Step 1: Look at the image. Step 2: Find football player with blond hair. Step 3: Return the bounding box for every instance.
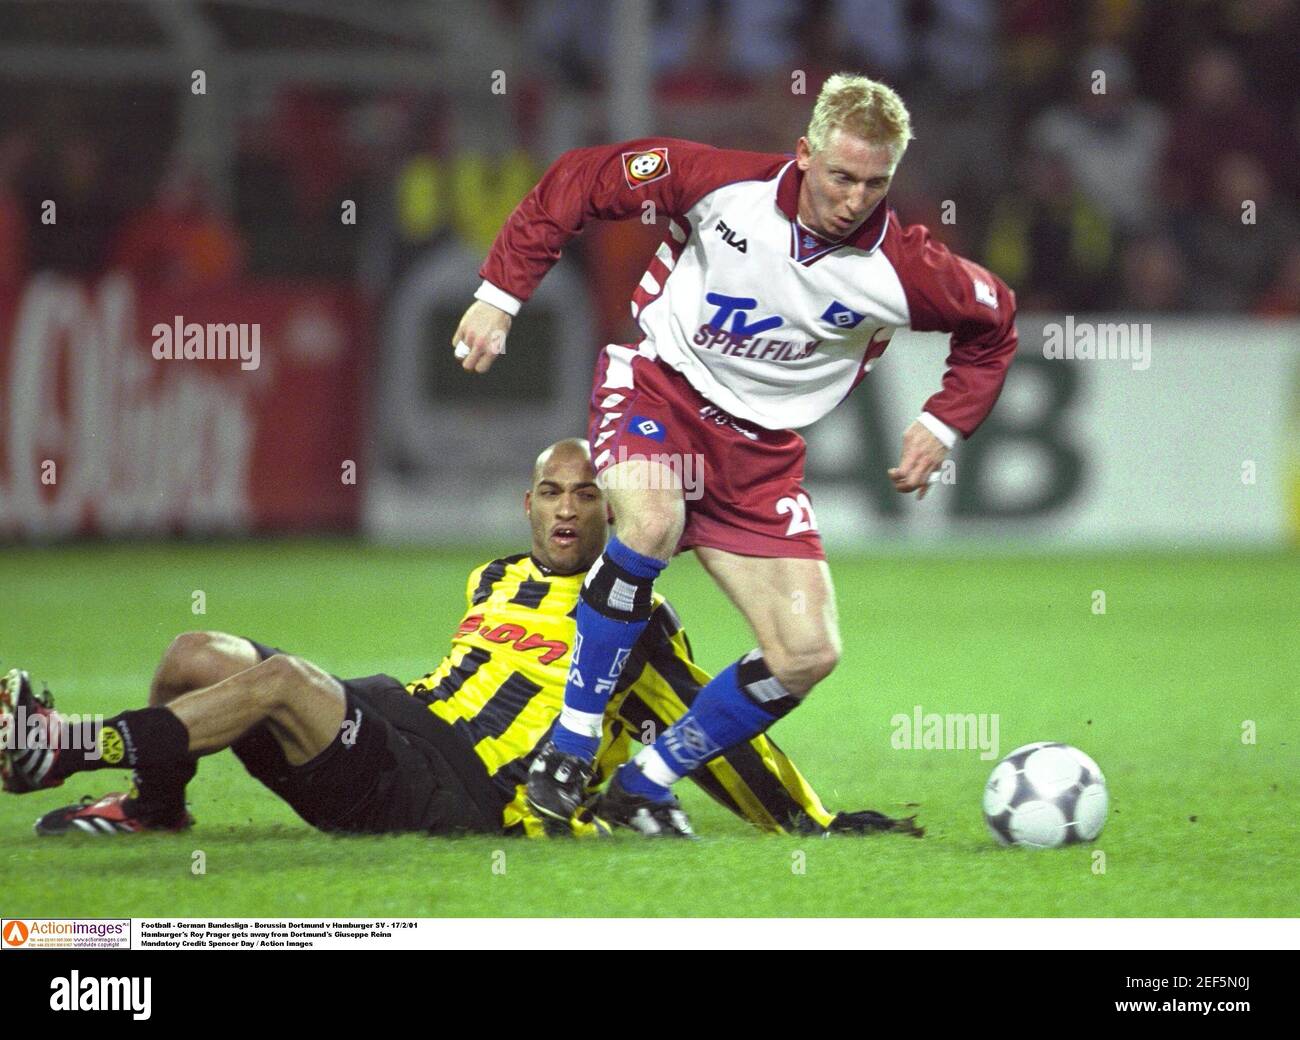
[453,73,1017,835]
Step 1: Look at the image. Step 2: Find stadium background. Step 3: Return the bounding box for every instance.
[1,0,1296,918]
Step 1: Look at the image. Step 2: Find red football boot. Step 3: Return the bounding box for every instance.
[34,792,194,836]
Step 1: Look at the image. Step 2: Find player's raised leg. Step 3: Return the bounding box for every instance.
[526,456,683,828]
[605,549,840,811]
[164,653,346,763]
[122,631,265,824]
[3,645,349,834]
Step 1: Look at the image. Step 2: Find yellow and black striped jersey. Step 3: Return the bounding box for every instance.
[404,552,835,837]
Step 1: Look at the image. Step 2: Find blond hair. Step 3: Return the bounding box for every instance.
[806,73,914,163]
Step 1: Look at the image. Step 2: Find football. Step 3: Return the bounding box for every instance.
[982,742,1109,848]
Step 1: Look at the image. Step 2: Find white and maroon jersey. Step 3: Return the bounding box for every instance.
[475,137,1017,439]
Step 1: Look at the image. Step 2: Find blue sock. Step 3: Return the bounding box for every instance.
[620,650,799,801]
[552,537,666,760]
[616,758,676,802]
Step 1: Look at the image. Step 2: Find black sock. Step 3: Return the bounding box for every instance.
[124,759,197,823]
[51,707,191,780]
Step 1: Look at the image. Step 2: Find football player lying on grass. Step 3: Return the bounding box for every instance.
[1,438,921,840]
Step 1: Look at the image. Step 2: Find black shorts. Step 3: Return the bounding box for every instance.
[233,640,505,836]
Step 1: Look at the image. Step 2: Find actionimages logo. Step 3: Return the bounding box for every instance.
[50,971,151,1020]
[2,919,131,950]
[3,920,29,947]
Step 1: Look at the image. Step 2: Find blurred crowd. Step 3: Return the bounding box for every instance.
[0,0,1297,320]
[0,86,373,289]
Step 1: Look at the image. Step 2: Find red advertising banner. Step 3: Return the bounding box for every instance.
[0,272,367,537]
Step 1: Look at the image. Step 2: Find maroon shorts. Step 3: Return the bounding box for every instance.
[587,345,825,560]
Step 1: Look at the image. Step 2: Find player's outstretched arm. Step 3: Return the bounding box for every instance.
[456,137,781,373]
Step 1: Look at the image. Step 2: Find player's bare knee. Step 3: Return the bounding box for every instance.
[605,471,684,556]
[765,641,840,696]
[160,630,215,673]
[615,498,684,558]
[153,631,252,704]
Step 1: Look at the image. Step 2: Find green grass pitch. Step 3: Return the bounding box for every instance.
[2,542,1296,917]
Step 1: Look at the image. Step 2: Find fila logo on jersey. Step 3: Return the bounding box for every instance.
[622,148,670,189]
[629,416,666,441]
[821,300,866,329]
[715,219,748,252]
[973,278,998,309]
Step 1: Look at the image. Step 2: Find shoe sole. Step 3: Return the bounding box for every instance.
[35,810,133,836]
[34,802,195,837]
[593,796,698,839]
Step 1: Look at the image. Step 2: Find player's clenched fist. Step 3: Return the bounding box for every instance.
[452,300,512,374]
[888,420,948,501]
